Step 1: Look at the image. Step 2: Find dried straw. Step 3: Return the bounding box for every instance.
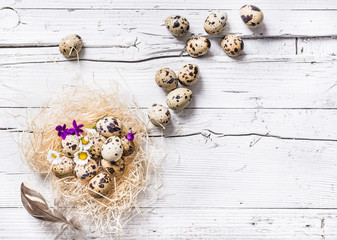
[21,85,157,236]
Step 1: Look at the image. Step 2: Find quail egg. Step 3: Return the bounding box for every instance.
[121,138,135,156]
[204,11,227,35]
[74,160,98,182]
[101,158,126,177]
[97,117,123,137]
[155,68,178,91]
[61,134,80,157]
[148,104,171,127]
[52,156,75,178]
[88,172,112,198]
[166,88,192,111]
[221,34,244,57]
[178,64,199,86]
[165,15,190,37]
[186,37,211,57]
[88,135,106,159]
[240,5,264,28]
[101,136,123,162]
[59,34,83,57]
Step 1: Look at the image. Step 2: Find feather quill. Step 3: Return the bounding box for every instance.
[20,182,81,230]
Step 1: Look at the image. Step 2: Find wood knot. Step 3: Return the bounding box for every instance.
[0,7,20,29]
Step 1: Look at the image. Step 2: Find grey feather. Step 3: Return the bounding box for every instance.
[20,182,81,230]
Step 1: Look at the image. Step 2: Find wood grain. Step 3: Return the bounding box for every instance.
[2,131,337,208]
[1,0,337,238]
[298,37,337,55]
[0,9,336,48]
[0,39,296,63]
[3,108,337,140]
[0,56,336,108]
[2,208,337,239]
[5,0,337,10]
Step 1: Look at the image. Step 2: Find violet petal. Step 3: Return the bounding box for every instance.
[67,128,75,134]
[72,120,78,128]
[61,132,68,140]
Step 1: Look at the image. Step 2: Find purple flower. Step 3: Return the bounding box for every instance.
[125,128,136,141]
[68,120,84,137]
[55,124,68,140]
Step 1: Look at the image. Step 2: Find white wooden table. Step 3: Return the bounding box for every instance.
[1,0,337,239]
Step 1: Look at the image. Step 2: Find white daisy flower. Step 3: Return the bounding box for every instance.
[74,150,91,165]
[47,150,62,165]
[79,136,93,150]
[86,128,99,138]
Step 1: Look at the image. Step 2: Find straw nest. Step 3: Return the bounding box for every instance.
[21,86,156,235]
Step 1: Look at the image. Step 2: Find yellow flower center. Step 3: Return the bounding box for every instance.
[78,152,88,160]
[52,153,57,159]
[81,137,89,145]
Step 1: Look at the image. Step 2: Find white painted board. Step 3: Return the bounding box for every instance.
[1,0,337,239]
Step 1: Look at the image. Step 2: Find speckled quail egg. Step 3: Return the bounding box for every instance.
[204,11,227,35]
[97,117,123,138]
[186,37,211,57]
[240,5,264,28]
[52,156,75,178]
[121,138,135,156]
[101,158,126,177]
[101,136,123,162]
[166,88,192,111]
[178,64,199,86]
[74,160,98,182]
[221,34,244,57]
[165,15,190,37]
[88,135,106,159]
[59,34,83,57]
[61,134,80,157]
[148,104,171,127]
[88,172,112,198]
[155,68,178,91]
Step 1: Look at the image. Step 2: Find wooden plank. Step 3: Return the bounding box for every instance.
[5,0,337,10]
[0,9,336,48]
[0,56,336,108]
[297,37,337,55]
[2,208,337,239]
[2,130,337,208]
[1,0,336,239]
[3,108,337,140]
[1,37,334,65]
[0,38,296,64]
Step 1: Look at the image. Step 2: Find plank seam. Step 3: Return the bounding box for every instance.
[0,56,336,67]
[3,128,337,142]
[3,206,337,210]
[9,8,337,11]
[151,130,337,142]
[0,37,335,49]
